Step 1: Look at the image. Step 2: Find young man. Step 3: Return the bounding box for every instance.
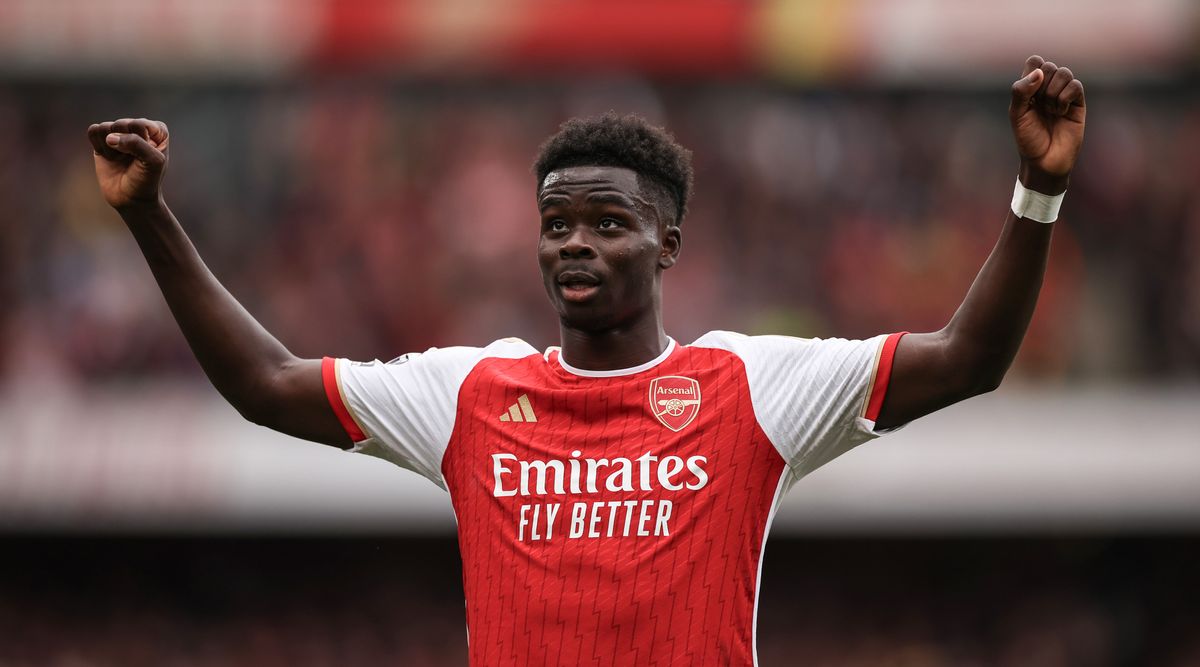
[88,56,1084,666]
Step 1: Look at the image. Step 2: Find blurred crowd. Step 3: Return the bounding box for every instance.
[1,81,1197,386]
[2,536,1198,667]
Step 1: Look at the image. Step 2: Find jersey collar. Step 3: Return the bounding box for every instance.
[549,338,677,378]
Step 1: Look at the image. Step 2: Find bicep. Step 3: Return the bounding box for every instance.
[875,330,979,430]
[254,357,354,448]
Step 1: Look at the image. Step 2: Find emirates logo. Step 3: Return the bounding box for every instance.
[648,376,701,432]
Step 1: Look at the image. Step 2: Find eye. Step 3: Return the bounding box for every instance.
[547,219,567,232]
[598,218,621,230]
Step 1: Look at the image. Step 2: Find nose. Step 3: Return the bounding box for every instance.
[559,229,596,259]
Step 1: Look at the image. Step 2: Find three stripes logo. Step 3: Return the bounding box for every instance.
[499,394,538,423]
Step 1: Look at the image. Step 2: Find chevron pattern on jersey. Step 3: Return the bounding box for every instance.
[444,346,788,667]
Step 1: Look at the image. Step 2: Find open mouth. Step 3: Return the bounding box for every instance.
[557,271,601,302]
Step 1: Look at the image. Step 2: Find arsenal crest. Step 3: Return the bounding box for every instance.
[648,376,701,432]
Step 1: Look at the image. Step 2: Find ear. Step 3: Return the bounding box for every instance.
[658,225,682,269]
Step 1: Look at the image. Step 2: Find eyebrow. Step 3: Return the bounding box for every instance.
[585,192,642,209]
[537,189,653,216]
[538,194,570,213]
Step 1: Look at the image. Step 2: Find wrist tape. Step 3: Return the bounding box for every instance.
[1010,178,1065,223]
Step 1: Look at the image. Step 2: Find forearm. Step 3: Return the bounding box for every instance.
[875,57,1084,429]
[876,202,1056,429]
[942,206,1055,390]
[119,198,297,418]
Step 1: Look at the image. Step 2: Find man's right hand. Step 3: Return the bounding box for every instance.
[87,118,169,211]
[84,116,349,448]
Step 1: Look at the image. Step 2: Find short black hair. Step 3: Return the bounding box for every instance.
[533,113,694,226]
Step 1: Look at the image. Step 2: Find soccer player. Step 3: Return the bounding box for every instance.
[88,55,1084,666]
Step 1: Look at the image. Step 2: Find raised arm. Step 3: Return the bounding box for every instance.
[87,118,351,447]
[875,56,1086,430]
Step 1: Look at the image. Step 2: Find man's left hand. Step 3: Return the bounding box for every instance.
[1009,55,1086,194]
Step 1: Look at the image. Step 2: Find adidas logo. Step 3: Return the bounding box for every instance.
[499,394,538,423]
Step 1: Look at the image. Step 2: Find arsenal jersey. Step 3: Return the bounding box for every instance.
[322,331,905,666]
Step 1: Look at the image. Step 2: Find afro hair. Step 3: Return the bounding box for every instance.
[533,113,694,226]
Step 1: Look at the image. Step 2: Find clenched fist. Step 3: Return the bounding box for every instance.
[1009,56,1086,194]
[87,118,170,210]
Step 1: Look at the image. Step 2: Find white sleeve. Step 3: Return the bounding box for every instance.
[691,330,906,479]
[322,339,537,490]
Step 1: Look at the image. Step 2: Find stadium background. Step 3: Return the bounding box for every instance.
[1,0,1198,664]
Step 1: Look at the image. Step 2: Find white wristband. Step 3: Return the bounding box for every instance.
[1010,178,1064,223]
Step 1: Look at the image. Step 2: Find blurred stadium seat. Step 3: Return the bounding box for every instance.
[1,1,1198,664]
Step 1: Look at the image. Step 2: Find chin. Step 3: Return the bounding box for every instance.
[556,302,620,333]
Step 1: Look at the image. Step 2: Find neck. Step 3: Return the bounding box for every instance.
[558,310,669,371]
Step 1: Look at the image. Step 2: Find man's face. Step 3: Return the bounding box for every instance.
[537,166,680,332]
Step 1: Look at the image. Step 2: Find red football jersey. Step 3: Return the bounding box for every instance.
[324,331,904,666]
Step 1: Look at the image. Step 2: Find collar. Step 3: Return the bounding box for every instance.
[547,337,677,378]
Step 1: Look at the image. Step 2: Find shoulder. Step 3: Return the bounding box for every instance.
[688,330,821,355]
[688,330,887,371]
[691,330,881,350]
[382,337,539,368]
[341,338,541,392]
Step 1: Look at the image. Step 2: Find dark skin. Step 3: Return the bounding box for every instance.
[537,166,680,370]
[88,55,1084,442]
